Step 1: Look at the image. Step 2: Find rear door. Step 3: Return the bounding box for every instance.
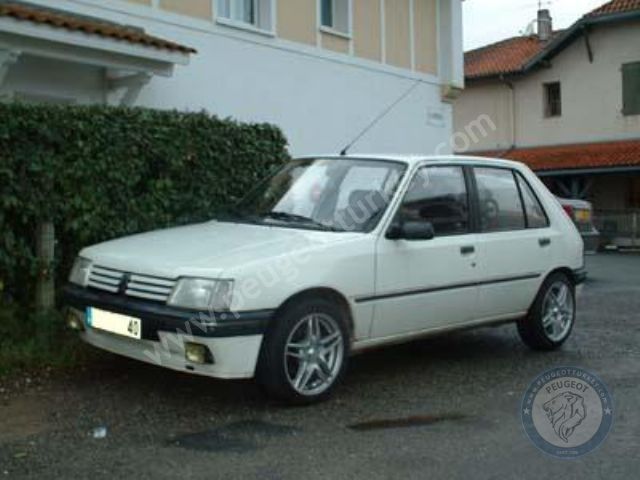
[472,167,554,320]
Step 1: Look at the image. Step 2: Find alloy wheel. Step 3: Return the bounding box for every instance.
[283,313,344,396]
[541,281,574,342]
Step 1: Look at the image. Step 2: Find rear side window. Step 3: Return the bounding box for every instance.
[516,173,549,229]
[474,168,526,232]
[396,166,470,237]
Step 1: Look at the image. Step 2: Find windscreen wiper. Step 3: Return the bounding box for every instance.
[263,211,342,231]
[216,206,261,223]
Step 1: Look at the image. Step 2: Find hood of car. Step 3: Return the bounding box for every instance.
[81,221,358,278]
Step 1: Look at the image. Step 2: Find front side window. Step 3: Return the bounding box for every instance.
[544,82,562,117]
[217,0,273,29]
[320,0,350,34]
[394,166,470,237]
[622,62,640,116]
[516,173,549,229]
[475,168,526,232]
[227,158,406,232]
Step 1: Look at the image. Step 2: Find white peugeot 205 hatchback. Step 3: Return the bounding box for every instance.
[65,155,585,404]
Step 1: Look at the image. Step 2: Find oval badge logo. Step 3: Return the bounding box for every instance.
[521,367,613,458]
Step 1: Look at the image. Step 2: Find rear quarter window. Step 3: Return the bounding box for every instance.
[516,173,550,229]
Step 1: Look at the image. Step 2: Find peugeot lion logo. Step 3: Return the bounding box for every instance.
[521,367,613,458]
[543,392,587,443]
[118,273,131,295]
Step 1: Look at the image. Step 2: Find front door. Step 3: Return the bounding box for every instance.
[370,165,480,339]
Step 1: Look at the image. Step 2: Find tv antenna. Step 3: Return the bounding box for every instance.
[340,79,421,156]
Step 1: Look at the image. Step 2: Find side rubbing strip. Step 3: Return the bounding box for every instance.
[355,273,541,304]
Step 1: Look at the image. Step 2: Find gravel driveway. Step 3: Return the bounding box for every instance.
[1,253,638,479]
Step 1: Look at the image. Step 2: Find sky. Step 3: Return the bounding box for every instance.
[463,0,608,51]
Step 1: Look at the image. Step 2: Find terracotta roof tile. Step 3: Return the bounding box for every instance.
[0,1,196,54]
[586,0,640,17]
[470,140,640,172]
[465,0,640,80]
[465,33,561,80]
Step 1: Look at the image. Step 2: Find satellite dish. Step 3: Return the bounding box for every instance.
[520,19,536,36]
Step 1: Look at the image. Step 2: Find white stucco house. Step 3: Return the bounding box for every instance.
[453,0,640,246]
[0,0,464,156]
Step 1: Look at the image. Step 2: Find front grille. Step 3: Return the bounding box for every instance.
[88,265,176,303]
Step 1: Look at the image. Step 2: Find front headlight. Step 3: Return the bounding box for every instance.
[69,257,92,287]
[168,278,234,311]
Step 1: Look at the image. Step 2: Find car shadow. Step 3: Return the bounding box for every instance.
[67,323,523,411]
[348,324,522,377]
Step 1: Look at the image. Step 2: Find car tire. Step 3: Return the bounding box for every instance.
[518,272,576,351]
[256,297,350,405]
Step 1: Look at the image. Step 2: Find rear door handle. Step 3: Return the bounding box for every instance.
[460,245,475,255]
[539,237,551,247]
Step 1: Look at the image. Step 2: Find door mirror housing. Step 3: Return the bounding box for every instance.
[386,221,435,241]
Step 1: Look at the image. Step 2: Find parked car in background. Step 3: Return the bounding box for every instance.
[557,197,600,253]
[64,155,585,404]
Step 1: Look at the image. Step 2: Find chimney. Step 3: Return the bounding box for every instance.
[537,9,553,41]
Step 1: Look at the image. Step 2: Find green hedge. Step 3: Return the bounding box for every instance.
[0,103,290,308]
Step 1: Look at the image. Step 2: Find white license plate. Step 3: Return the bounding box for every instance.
[86,307,142,340]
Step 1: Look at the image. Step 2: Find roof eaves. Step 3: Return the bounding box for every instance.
[466,71,524,82]
[0,1,197,54]
[521,10,640,73]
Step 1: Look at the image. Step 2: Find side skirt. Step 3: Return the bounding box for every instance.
[350,312,526,355]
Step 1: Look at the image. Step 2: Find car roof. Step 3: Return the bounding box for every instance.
[296,154,527,170]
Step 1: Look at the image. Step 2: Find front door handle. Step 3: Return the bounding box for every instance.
[539,238,551,247]
[460,245,475,255]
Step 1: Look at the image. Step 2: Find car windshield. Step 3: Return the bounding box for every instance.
[221,158,407,232]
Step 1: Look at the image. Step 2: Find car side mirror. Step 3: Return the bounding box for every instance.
[386,221,435,241]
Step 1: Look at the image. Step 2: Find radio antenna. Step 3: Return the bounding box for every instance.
[340,79,422,156]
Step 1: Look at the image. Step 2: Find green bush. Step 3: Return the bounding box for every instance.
[0,305,91,376]
[0,103,290,310]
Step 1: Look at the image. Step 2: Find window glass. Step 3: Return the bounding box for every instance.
[235,0,255,24]
[274,163,331,218]
[516,174,549,229]
[622,62,640,116]
[233,158,405,233]
[544,82,562,117]
[332,165,403,231]
[335,167,391,210]
[395,166,469,237]
[475,168,526,232]
[321,0,349,33]
[321,0,333,27]
[217,0,272,28]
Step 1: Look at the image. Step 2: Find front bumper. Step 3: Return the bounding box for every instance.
[63,284,274,379]
[63,284,273,339]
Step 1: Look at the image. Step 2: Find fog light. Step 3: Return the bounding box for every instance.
[66,308,85,332]
[185,342,213,365]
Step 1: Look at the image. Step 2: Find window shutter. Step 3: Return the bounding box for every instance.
[622,62,640,116]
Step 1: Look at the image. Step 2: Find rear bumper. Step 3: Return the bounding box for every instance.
[579,229,600,253]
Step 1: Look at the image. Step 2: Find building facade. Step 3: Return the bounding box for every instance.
[453,0,640,247]
[0,0,464,156]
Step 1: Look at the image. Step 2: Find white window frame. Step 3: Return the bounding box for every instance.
[319,0,352,38]
[216,0,275,34]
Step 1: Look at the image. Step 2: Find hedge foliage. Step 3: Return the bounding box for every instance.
[0,103,290,308]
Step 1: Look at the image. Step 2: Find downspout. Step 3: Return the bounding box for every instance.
[582,25,594,63]
[500,74,517,152]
